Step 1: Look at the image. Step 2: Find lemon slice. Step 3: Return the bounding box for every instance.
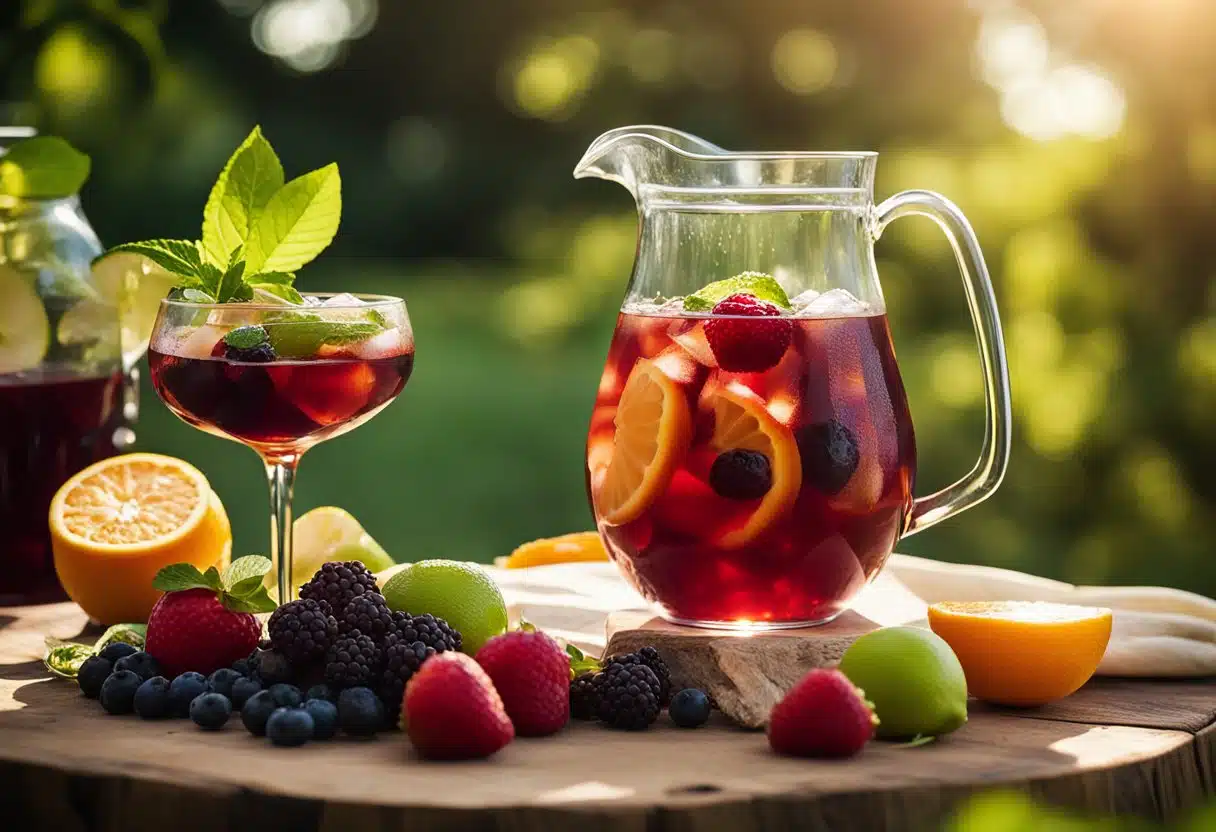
[594,358,692,525]
[79,251,177,367]
[503,531,608,568]
[0,262,50,373]
[286,506,394,593]
[702,382,802,548]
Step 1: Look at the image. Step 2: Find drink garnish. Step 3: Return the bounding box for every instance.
[223,325,270,351]
[0,135,90,203]
[102,126,342,306]
[265,319,383,358]
[682,271,791,312]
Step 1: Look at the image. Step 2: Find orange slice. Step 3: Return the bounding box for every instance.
[594,358,692,525]
[50,453,232,625]
[927,601,1113,706]
[502,531,609,568]
[702,382,802,548]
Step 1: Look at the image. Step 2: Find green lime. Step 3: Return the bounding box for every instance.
[0,263,50,373]
[838,626,969,740]
[682,271,791,312]
[381,560,508,655]
[88,250,177,367]
[331,535,395,574]
[278,507,393,595]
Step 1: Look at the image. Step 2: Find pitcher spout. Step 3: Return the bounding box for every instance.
[573,126,728,202]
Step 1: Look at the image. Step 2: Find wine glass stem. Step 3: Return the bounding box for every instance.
[263,456,299,603]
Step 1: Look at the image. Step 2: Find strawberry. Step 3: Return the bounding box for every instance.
[404,652,514,760]
[475,629,570,737]
[704,293,793,372]
[767,668,878,758]
[144,556,276,678]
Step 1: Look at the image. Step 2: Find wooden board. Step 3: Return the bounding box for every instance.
[1,602,1214,832]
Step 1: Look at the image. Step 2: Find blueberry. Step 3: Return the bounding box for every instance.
[241,690,277,736]
[168,672,208,717]
[77,656,113,699]
[190,692,232,730]
[230,658,252,676]
[337,686,384,737]
[709,449,773,500]
[113,651,161,682]
[97,642,138,663]
[305,683,336,703]
[266,707,313,747]
[207,668,242,698]
[669,688,711,728]
[304,699,338,740]
[230,676,263,709]
[99,670,141,714]
[134,676,171,719]
[795,420,860,495]
[268,683,303,708]
[253,649,294,686]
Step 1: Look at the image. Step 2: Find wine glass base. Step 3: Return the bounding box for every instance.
[659,609,846,632]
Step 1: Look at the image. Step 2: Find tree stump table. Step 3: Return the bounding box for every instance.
[1,602,1213,831]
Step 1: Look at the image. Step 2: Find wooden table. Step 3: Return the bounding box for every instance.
[1,602,1213,831]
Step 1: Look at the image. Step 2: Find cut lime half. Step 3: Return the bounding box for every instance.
[86,251,177,367]
[0,263,50,373]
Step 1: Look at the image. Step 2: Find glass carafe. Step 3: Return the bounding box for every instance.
[0,133,134,605]
[576,126,1011,629]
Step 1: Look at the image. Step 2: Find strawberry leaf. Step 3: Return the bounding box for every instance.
[517,616,537,633]
[222,585,277,614]
[152,563,213,593]
[223,555,273,596]
[201,566,224,592]
[566,643,601,677]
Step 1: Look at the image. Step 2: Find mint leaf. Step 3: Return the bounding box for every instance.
[93,623,147,653]
[222,555,272,594]
[246,163,341,274]
[215,259,246,303]
[201,566,224,592]
[44,642,94,678]
[223,325,268,350]
[106,240,204,284]
[683,272,791,312]
[223,585,277,614]
[152,562,212,592]
[202,127,284,266]
[247,271,294,285]
[0,136,90,199]
[250,282,304,305]
[196,262,225,299]
[266,320,381,358]
[566,643,601,677]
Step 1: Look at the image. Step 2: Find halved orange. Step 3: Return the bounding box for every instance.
[594,358,692,525]
[502,531,609,569]
[50,453,232,625]
[702,382,802,548]
[927,601,1113,706]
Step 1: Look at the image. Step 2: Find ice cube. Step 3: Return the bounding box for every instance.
[318,293,369,322]
[348,328,409,360]
[668,319,718,368]
[321,292,365,308]
[789,289,821,313]
[206,303,262,328]
[802,288,868,318]
[166,324,229,360]
[303,295,324,307]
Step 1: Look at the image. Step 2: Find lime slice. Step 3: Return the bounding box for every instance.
[88,251,177,367]
[0,263,50,373]
[265,319,382,358]
[382,560,509,655]
[683,272,791,312]
[284,506,392,593]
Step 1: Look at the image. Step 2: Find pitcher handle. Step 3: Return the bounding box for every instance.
[873,190,1012,536]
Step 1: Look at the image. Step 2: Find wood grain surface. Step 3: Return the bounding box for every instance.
[1,602,1213,832]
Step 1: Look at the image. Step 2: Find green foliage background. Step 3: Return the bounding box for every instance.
[4,0,1215,596]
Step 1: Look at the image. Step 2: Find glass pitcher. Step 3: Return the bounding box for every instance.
[0,128,138,605]
[576,126,1011,629]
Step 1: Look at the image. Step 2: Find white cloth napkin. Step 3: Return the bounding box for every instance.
[379,555,1216,677]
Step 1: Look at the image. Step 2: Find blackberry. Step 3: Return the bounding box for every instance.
[336,594,394,645]
[249,648,294,686]
[606,646,671,705]
[570,673,598,720]
[593,662,661,730]
[225,342,275,363]
[222,326,275,363]
[268,598,339,664]
[709,449,773,500]
[378,640,434,717]
[266,707,313,747]
[77,656,113,699]
[795,419,860,495]
[299,561,380,615]
[133,676,171,719]
[387,612,462,653]
[324,631,382,689]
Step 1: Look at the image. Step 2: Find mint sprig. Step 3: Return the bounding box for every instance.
[0,136,91,200]
[152,554,277,614]
[266,319,382,358]
[43,623,148,679]
[99,126,341,304]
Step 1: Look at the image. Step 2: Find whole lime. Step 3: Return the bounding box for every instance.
[837,626,968,739]
[381,560,509,655]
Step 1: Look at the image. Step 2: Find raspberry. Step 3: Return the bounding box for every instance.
[268,599,338,665]
[703,293,792,372]
[336,594,394,645]
[475,630,570,737]
[796,419,860,495]
[299,561,380,615]
[709,449,773,500]
[404,652,514,760]
[767,668,877,758]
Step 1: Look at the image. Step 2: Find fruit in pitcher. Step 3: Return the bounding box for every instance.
[796,420,861,495]
[767,668,877,758]
[49,453,232,625]
[381,560,508,655]
[701,382,802,548]
[928,601,1113,706]
[594,357,693,525]
[476,630,570,737]
[837,626,969,739]
[704,293,793,372]
[403,652,515,760]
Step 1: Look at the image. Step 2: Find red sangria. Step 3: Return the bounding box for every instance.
[588,288,916,627]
